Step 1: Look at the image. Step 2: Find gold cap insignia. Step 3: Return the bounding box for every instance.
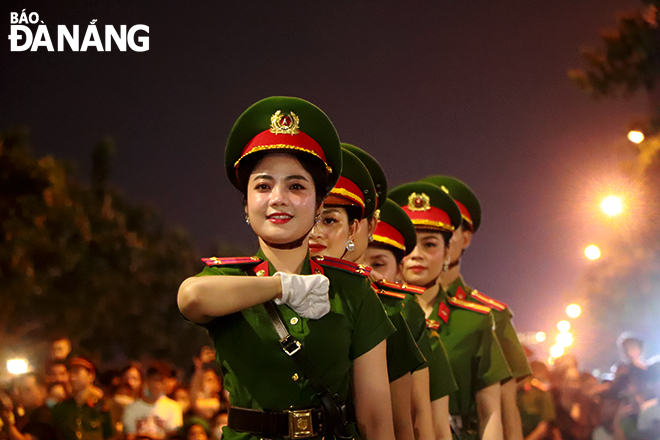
[408,192,430,211]
[270,110,300,135]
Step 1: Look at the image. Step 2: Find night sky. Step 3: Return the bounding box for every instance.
[1,1,650,365]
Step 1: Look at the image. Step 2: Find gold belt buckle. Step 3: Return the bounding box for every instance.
[288,409,315,439]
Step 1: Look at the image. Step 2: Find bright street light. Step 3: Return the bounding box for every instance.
[535,332,547,342]
[585,245,601,260]
[7,359,28,375]
[557,321,571,332]
[550,345,565,358]
[557,332,574,347]
[566,304,582,318]
[601,196,623,216]
[628,130,645,144]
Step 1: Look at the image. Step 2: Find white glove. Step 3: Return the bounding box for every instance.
[274,272,331,319]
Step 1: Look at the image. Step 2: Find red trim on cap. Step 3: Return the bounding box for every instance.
[235,129,331,173]
[401,205,454,232]
[454,200,473,228]
[329,176,366,211]
[373,221,406,251]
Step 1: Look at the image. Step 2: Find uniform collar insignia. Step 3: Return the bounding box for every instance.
[437,302,450,323]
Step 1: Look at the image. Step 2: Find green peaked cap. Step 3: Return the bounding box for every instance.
[341,143,388,211]
[225,96,342,194]
[326,148,377,220]
[388,181,462,232]
[420,175,481,232]
[373,199,417,256]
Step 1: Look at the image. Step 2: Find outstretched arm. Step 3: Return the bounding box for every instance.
[353,340,396,440]
[178,275,282,323]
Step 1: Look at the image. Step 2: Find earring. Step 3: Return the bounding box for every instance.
[315,214,322,224]
[345,239,355,252]
[443,261,449,272]
[368,234,374,243]
[245,214,250,225]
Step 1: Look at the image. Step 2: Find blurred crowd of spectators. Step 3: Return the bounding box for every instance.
[3,332,660,440]
[518,333,660,440]
[0,338,229,440]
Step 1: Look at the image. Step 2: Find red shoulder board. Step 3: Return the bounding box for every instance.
[311,255,371,277]
[202,256,262,266]
[373,280,426,295]
[426,319,440,330]
[372,283,406,299]
[471,290,507,311]
[447,296,491,314]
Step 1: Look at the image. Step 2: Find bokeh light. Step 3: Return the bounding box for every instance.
[566,304,582,318]
[628,130,644,144]
[550,345,565,358]
[7,359,28,375]
[601,196,623,216]
[557,332,574,347]
[535,331,547,342]
[585,245,601,260]
[557,320,571,332]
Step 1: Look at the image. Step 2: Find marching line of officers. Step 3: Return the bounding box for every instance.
[177,96,532,440]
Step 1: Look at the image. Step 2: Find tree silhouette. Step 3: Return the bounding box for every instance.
[0,129,210,368]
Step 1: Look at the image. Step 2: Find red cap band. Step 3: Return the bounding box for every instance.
[402,205,454,232]
[327,176,365,213]
[235,129,331,173]
[454,199,473,228]
[373,221,405,251]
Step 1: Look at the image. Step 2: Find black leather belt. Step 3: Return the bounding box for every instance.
[228,405,351,439]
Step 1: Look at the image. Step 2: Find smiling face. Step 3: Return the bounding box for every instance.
[245,154,319,245]
[401,230,449,288]
[309,206,358,258]
[359,245,400,282]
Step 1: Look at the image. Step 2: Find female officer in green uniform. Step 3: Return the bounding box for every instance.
[390,182,512,440]
[360,198,458,440]
[422,175,531,440]
[177,97,396,440]
[308,145,426,440]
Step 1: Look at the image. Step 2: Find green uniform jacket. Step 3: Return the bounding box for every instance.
[51,398,113,440]
[196,250,396,440]
[373,285,427,383]
[427,289,512,418]
[400,293,458,401]
[446,277,531,380]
